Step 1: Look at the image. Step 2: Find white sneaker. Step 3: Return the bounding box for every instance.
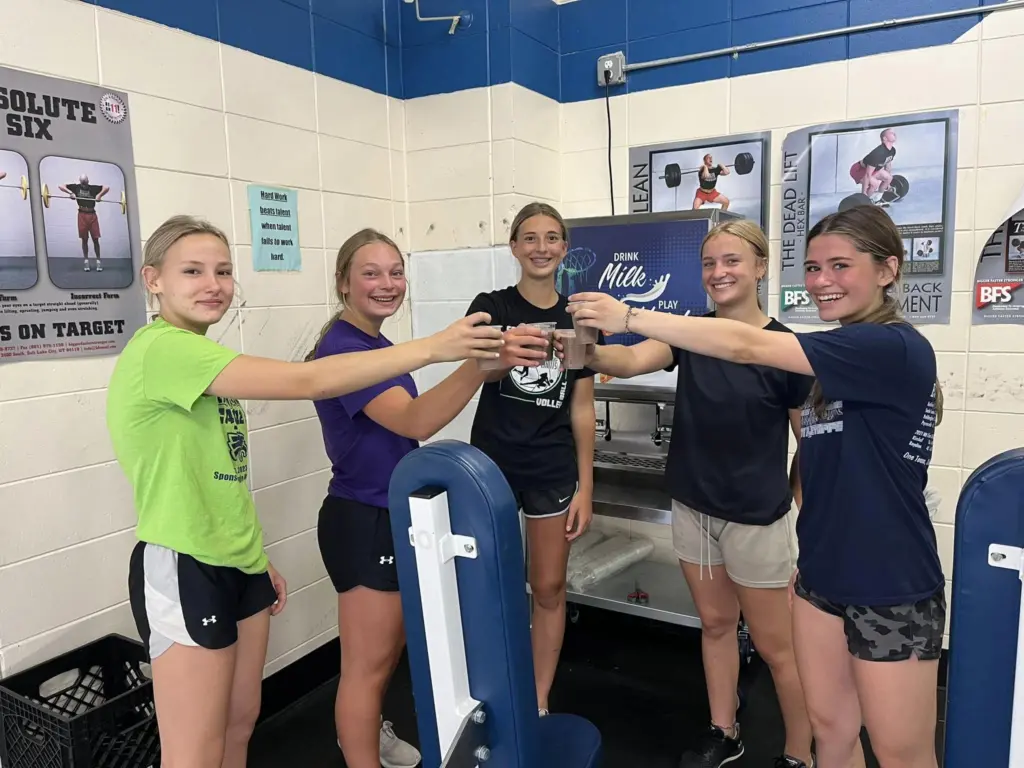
[380,720,421,768]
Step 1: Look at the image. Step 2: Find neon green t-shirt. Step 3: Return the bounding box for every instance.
[106,317,268,574]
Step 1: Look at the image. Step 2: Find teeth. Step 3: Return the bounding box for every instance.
[817,293,844,302]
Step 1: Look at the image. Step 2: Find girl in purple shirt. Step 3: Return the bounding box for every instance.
[307,229,545,768]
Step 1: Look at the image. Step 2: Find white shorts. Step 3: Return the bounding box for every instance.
[672,500,798,589]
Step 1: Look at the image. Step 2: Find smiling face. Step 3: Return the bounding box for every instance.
[511,213,568,281]
[804,232,899,324]
[143,233,234,334]
[340,241,407,322]
[701,232,765,310]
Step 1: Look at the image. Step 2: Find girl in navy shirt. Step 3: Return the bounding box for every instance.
[569,204,945,768]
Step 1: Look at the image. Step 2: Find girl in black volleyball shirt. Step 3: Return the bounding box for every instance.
[569,204,945,768]
[466,202,598,717]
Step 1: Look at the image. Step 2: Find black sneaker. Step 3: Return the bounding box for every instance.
[775,756,814,768]
[678,724,744,768]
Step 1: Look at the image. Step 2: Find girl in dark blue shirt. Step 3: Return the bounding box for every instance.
[568,204,945,768]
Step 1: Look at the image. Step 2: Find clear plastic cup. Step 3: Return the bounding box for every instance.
[476,325,505,371]
[568,302,598,344]
[524,321,556,361]
[559,329,588,370]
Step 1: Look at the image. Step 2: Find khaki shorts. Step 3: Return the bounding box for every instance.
[672,499,798,589]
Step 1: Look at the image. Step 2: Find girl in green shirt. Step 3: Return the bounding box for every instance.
[106,214,503,768]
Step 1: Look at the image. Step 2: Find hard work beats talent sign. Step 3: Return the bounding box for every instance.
[0,65,145,363]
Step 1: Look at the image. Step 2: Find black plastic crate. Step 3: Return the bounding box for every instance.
[0,634,160,768]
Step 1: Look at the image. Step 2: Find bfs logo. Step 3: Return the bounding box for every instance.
[782,286,812,311]
[975,281,1023,309]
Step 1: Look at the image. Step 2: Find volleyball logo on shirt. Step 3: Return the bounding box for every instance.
[509,358,562,396]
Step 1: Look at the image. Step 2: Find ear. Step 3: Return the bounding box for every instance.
[878,255,900,288]
[755,256,768,281]
[141,264,161,295]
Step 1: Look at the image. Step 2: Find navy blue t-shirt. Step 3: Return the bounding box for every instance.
[795,321,944,607]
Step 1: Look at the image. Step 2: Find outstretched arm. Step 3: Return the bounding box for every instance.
[206,313,502,402]
[568,293,814,376]
[362,361,485,442]
[587,339,673,379]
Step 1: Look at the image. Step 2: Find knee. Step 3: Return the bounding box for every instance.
[225,698,261,745]
[806,705,861,748]
[870,731,933,767]
[751,631,796,672]
[531,577,567,610]
[699,607,740,640]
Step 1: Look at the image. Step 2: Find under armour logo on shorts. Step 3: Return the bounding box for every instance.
[380,556,394,565]
[202,616,217,626]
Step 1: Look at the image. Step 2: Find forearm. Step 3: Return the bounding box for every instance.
[405,361,485,440]
[629,310,754,365]
[590,344,644,379]
[790,449,803,507]
[571,403,597,495]
[308,338,433,400]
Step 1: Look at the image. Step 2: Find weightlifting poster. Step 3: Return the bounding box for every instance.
[972,187,1024,325]
[0,65,144,363]
[778,109,959,326]
[561,213,714,392]
[628,131,771,310]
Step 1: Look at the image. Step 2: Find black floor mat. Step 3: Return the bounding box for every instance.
[248,605,945,766]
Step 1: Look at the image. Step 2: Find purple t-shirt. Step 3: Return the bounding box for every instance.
[313,319,419,509]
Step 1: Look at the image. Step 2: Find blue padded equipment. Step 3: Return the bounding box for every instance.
[945,447,1024,767]
[389,440,602,768]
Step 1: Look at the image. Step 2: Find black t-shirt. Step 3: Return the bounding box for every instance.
[466,286,600,490]
[698,165,723,191]
[665,314,814,526]
[66,183,103,212]
[795,322,944,606]
[861,144,895,170]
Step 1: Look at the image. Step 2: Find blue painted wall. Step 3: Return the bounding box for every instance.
[82,0,1000,103]
[560,0,1003,102]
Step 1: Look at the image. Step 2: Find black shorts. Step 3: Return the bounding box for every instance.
[318,495,399,594]
[512,481,579,519]
[795,573,946,662]
[128,541,277,661]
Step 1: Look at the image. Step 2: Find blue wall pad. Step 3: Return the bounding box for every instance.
[945,447,1024,767]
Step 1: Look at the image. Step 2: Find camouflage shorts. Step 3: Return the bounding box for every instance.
[795,574,946,662]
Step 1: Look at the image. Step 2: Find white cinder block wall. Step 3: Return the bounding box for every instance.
[3,0,1024,674]
[0,0,410,677]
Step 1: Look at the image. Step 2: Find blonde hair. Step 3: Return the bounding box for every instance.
[701,218,769,308]
[142,215,230,304]
[805,205,943,423]
[509,202,569,244]
[305,228,404,362]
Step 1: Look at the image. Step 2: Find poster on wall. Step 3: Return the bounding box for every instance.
[627,132,771,310]
[972,187,1024,324]
[561,211,722,392]
[247,184,301,271]
[0,66,145,363]
[778,109,959,326]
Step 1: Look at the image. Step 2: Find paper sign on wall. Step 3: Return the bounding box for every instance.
[778,109,959,326]
[0,65,146,363]
[247,184,301,271]
[972,187,1024,324]
[627,131,771,310]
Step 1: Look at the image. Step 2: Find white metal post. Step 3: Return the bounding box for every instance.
[407,491,481,762]
[988,544,1024,767]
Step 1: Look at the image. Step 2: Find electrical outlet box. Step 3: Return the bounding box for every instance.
[597,52,626,86]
